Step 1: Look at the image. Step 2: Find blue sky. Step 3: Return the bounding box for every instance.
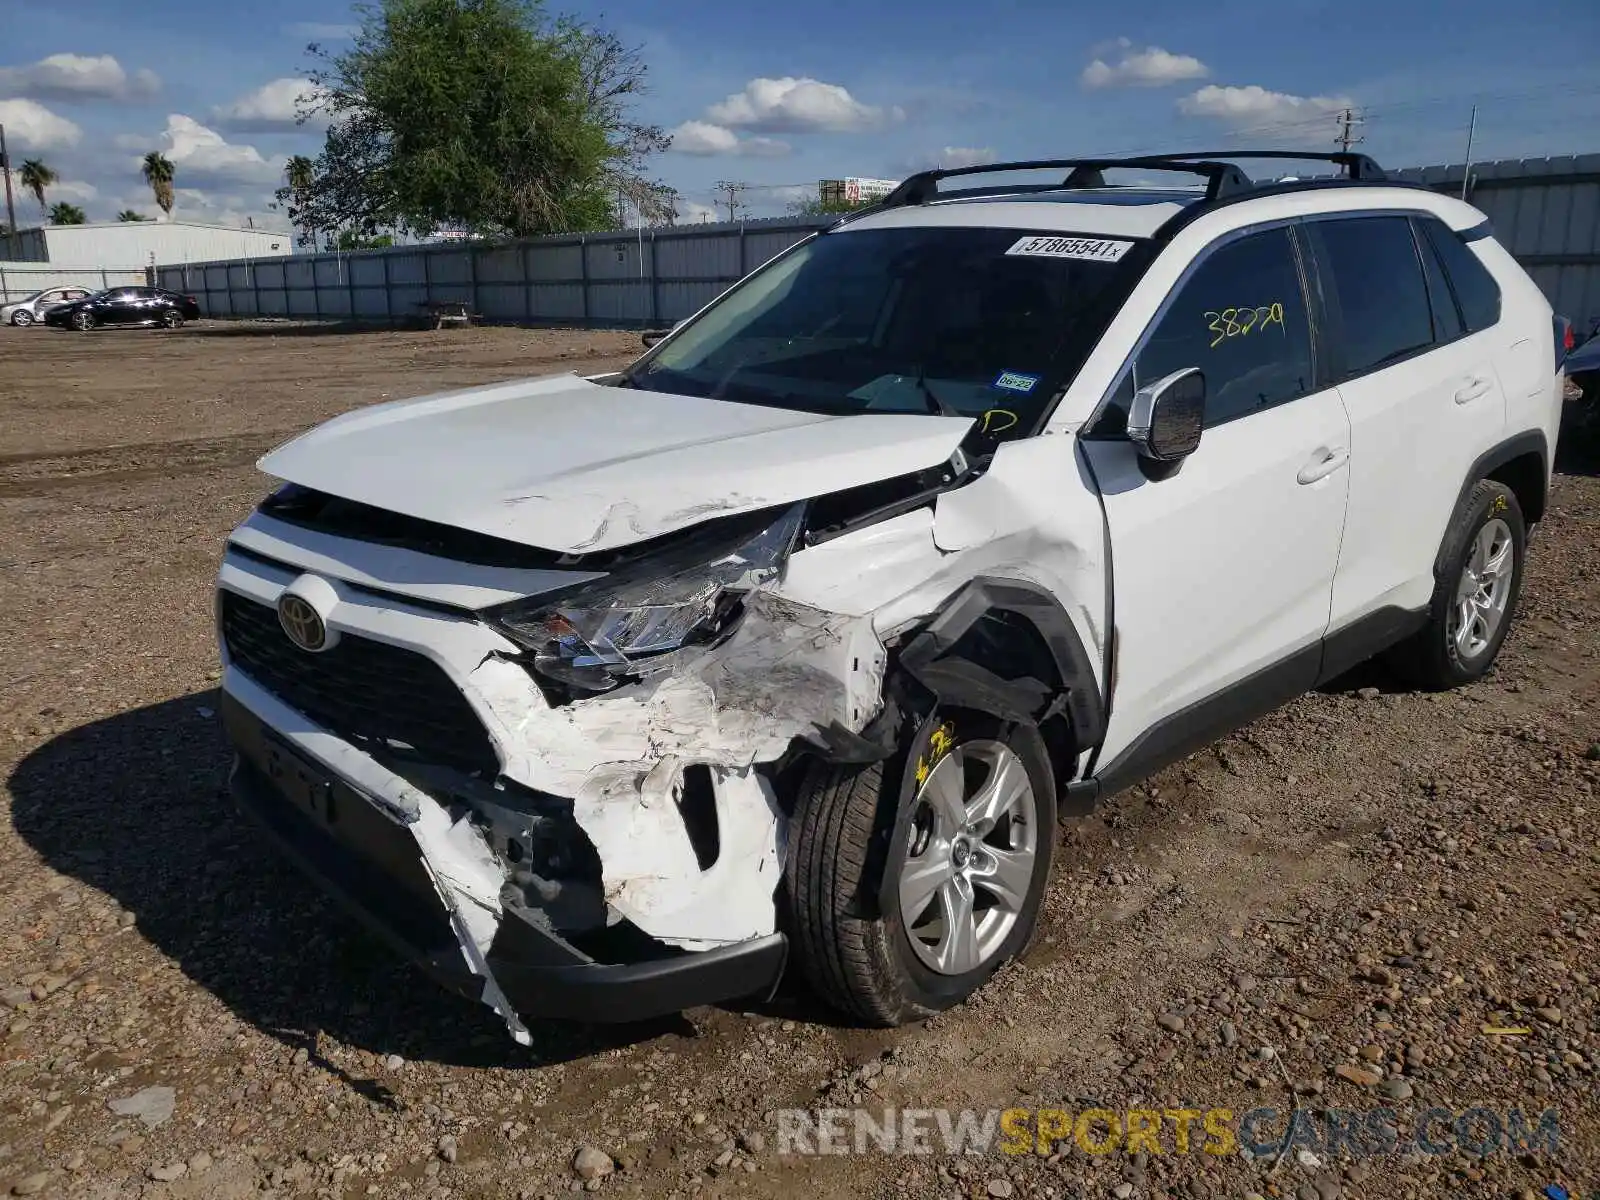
[3,0,1598,231]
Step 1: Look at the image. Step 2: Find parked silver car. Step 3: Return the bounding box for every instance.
[2,285,95,327]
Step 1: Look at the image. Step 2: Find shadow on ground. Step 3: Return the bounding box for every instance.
[6,692,727,1073]
[182,321,432,339]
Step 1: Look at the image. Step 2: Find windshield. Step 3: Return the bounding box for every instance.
[627,225,1136,441]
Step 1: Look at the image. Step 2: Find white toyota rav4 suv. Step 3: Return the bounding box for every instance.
[215,152,1564,1038]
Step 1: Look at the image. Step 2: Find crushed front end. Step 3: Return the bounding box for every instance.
[214,491,889,1033]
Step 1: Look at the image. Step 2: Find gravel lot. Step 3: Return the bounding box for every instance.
[1,319,1596,1200]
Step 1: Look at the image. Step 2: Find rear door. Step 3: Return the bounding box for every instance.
[1082,223,1352,771]
[1309,214,1508,635]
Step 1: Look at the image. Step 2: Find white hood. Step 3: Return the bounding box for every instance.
[258,373,973,554]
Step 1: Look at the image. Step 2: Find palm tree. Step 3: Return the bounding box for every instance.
[19,160,57,220]
[284,155,316,249]
[117,210,150,222]
[141,152,175,218]
[47,202,86,225]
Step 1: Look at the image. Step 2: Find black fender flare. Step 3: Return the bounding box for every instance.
[805,577,1106,770]
[1432,430,1549,578]
[896,576,1106,748]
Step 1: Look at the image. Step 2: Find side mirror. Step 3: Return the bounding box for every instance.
[1128,367,1205,471]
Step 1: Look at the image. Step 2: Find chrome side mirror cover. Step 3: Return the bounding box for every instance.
[1128,367,1205,465]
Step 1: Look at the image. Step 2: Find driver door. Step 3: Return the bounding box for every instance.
[1080,224,1353,778]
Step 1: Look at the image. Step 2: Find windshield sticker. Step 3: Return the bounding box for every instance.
[980,409,1021,435]
[1006,235,1133,262]
[993,371,1040,394]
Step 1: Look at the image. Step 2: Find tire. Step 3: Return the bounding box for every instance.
[1387,479,1525,690]
[161,310,184,329]
[785,710,1055,1026]
[72,310,95,331]
[11,310,32,327]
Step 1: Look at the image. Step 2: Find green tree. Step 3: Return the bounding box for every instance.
[47,202,87,225]
[333,229,395,250]
[786,195,869,217]
[19,159,57,219]
[282,0,668,239]
[117,209,151,222]
[141,152,175,217]
[284,155,319,248]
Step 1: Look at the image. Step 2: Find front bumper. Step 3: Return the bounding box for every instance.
[222,693,788,1023]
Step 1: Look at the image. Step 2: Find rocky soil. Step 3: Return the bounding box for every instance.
[0,322,1595,1199]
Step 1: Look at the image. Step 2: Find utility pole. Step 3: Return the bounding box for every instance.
[1460,105,1478,201]
[1335,107,1365,154]
[712,180,746,223]
[0,123,17,257]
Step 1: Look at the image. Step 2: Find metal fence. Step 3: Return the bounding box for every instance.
[155,215,833,328]
[152,153,1600,330]
[0,262,149,305]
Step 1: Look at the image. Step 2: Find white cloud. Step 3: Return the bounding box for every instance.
[213,78,328,131]
[706,77,899,134]
[667,120,790,157]
[0,54,159,102]
[678,200,719,223]
[283,22,360,40]
[142,114,281,185]
[1081,44,1209,89]
[905,146,998,172]
[0,99,82,150]
[50,179,99,204]
[1178,84,1351,126]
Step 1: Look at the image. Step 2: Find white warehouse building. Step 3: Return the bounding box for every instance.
[3,220,293,271]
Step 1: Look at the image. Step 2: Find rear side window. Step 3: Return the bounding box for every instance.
[1312,216,1434,379]
[1413,221,1465,342]
[1420,217,1502,332]
[1132,226,1315,427]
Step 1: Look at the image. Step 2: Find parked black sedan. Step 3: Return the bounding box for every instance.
[44,287,202,331]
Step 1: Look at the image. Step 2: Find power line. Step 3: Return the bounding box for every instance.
[711,180,749,222]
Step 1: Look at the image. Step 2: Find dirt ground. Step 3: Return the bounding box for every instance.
[0,319,1596,1200]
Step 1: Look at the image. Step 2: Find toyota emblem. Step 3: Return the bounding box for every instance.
[277,592,328,652]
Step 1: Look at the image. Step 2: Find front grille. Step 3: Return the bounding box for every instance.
[220,590,499,775]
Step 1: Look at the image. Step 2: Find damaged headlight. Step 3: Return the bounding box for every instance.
[491,504,805,693]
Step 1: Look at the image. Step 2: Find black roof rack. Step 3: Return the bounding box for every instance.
[853,149,1389,219]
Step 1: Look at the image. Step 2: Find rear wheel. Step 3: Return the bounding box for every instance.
[11,310,32,327]
[1388,479,1525,689]
[71,310,95,331]
[785,710,1055,1025]
[161,310,184,329]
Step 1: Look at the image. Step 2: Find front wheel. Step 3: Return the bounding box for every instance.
[785,711,1055,1025]
[1388,479,1525,689]
[11,310,32,327]
[71,310,95,331]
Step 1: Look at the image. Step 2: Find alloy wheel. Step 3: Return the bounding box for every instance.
[897,739,1037,976]
[1449,516,1515,659]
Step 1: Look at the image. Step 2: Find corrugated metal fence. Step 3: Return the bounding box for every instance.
[0,262,149,305]
[155,216,832,328]
[153,153,1600,330]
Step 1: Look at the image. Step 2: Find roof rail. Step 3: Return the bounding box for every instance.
[833,150,1390,228]
[874,156,1255,211]
[1149,150,1387,180]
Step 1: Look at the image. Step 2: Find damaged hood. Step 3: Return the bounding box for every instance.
[259,373,972,553]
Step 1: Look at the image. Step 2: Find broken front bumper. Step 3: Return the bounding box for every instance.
[221,694,788,1024]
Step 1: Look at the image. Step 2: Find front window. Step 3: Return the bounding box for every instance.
[626,225,1137,442]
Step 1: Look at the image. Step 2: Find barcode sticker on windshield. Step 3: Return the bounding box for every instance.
[1006,235,1133,262]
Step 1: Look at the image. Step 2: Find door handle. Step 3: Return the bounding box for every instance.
[1297,446,1349,485]
[1454,375,1492,404]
